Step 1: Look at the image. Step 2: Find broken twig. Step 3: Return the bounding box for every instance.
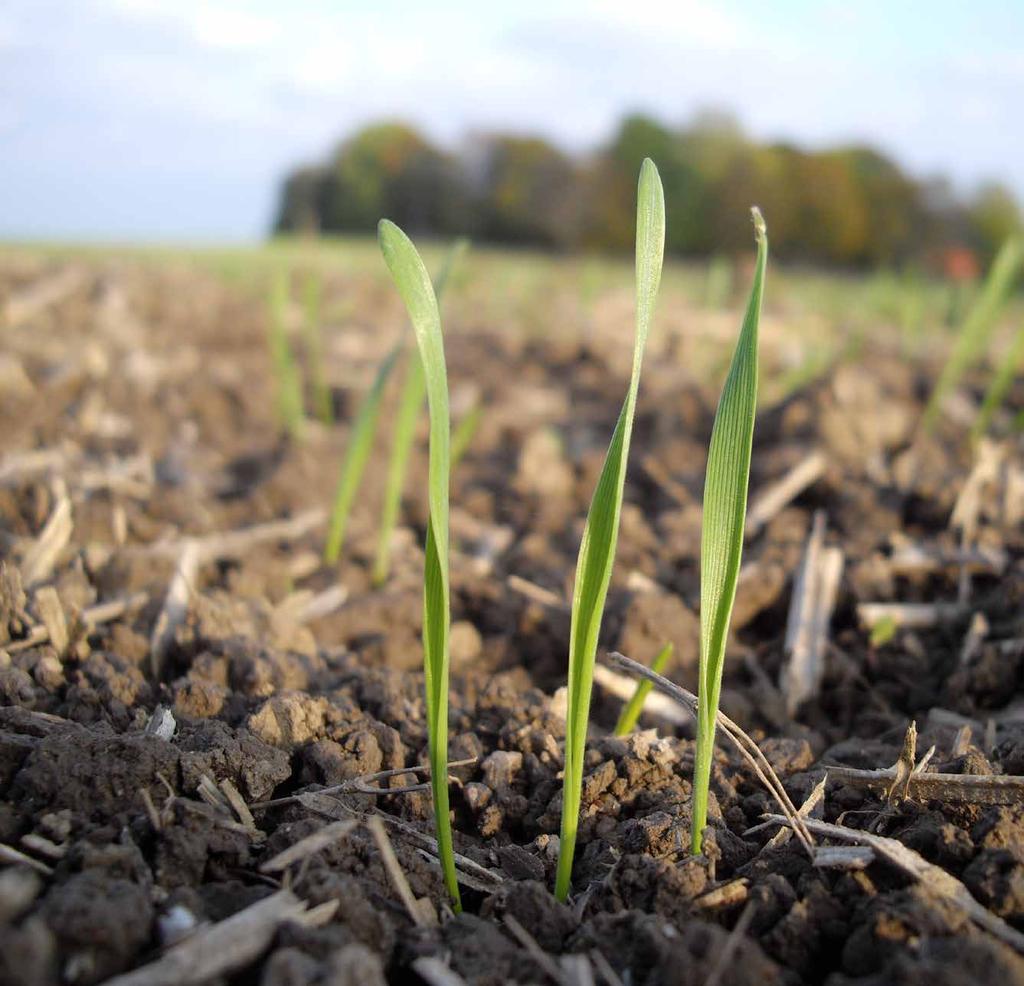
[605,652,814,854]
[762,813,1024,954]
[780,511,843,715]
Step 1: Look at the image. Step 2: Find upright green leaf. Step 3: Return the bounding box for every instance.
[613,642,673,736]
[924,236,1023,432]
[268,270,305,441]
[692,208,768,854]
[323,344,400,564]
[555,159,665,902]
[303,273,333,425]
[372,355,426,584]
[373,239,469,586]
[450,402,482,469]
[378,220,461,910]
[972,323,1024,442]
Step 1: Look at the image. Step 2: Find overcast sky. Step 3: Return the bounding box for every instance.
[2,0,1022,241]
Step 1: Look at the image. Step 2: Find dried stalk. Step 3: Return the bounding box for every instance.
[21,485,72,585]
[762,813,1024,954]
[606,652,814,854]
[150,539,199,679]
[367,815,437,927]
[827,765,1024,806]
[745,450,826,538]
[780,510,843,715]
[97,889,314,986]
[7,590,148,654]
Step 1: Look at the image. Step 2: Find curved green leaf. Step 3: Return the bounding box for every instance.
[691,207,768,853]
[373,238,469,585]
[972,322,1024,442]
[555,159,665,901]
[323,343,399,565]
[925,236,1023,432]
[303,273,333,426]
[378,220,461,910]
[613,642,673,736]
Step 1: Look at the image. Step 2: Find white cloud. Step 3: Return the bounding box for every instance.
[588,0,748,47]
[191,7,277,49]
[3,0,1021,239]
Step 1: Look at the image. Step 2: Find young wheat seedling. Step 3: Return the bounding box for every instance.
[378,219,462,910]
[450,401,482,470]
[555,159,665,902]
[323,344,400,565]
[691,207,768,854]
[971,322,1023,442]
[373,238,469,586]
[613,642,673,736]
[268,269,305,441]
[303,272,334,425]
[924,236,1023,432]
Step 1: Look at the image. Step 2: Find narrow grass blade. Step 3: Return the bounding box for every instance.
[450,402,482,470]
[613,642,673,736]
[373,238,469,586]
[372,355,426,584]
[971,323,1024,442]
[303,273,333,425]
[268,270,305,441]
[323,344,400,565]
[378,219,461,910]
[433,237,470,299]
[555,159,665,902]
[691,208,768,854]
[924,236,1024,432]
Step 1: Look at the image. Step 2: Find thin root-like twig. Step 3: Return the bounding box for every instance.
[289,791,503,894]
[366,815,436,927]
[745,450,827,538]
[249,757,479,806]
[411,957,469,986]
[605,652,814,855]
[826,764,1024,806]
[7,590,148,654]
[703,900,757,986]
[503,915,562,983]
[259,820,358,874]
[95,889,314,986]
[761,813,1024,954]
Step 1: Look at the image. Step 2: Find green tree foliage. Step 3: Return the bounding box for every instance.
[476,136,581,248]
[331,123,468,234]
[275,114,1023,268]
[969,183,1023,265]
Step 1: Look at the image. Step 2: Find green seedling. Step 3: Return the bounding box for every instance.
[268,270,305,441]
[972,323,1024,442]
[613,642,673,736]
[870,614,898,648]
[705,254,733,310]
[555,159,665,902]
[323,345,400,565]
[303,273,333,425]
[692,208,768,855]
[373,239,469,586]
[924,236,1024,432]
[372,355,425,584]
[378,219,461,909]
[450,402,482,469]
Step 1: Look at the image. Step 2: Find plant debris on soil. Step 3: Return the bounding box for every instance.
[1,252,1024,986]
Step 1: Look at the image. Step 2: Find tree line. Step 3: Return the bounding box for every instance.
[274,112,1021,269]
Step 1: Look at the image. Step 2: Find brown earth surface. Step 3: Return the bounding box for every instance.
[1,251,1023,986]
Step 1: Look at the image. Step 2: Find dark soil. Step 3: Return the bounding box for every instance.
[1,254,1023,985]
